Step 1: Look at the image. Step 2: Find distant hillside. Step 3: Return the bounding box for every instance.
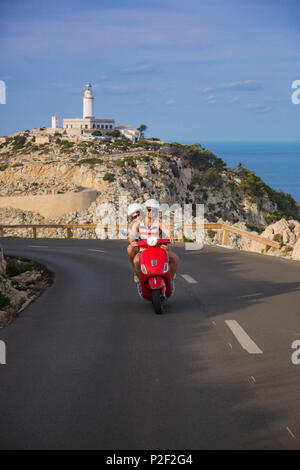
[0,132,299,232]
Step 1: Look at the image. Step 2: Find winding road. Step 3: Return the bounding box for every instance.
[0,238,300,449]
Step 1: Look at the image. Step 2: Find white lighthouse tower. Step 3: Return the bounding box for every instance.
[83,83,94,119]
[51,115,59,129]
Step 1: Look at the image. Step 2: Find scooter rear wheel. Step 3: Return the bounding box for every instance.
[152,289,164,315]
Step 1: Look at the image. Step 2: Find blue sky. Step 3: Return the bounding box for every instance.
[0,0,299,141]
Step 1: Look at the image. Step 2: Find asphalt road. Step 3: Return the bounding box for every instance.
[0,237,300,450]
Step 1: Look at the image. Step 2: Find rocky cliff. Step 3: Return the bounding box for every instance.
[0,135,299,260]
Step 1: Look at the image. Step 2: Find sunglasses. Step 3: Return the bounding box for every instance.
[132,212,140,219]
[147,208,152,212]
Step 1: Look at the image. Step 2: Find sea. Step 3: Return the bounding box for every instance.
[181,141,300,203]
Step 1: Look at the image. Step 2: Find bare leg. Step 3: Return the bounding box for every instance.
[127,244,139,264]
[133,253,141,281]
[168,251,179,279]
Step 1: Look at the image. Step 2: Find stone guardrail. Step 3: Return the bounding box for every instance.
[0,223,281,249]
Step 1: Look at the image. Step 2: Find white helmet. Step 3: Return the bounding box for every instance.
[144,198,160,210]
[127,203,144,218]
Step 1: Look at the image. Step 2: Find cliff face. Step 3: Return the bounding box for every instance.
[0,147,282,227]
[0,136,299,259]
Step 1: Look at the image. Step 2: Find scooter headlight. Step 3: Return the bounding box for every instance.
[147,236,158,247]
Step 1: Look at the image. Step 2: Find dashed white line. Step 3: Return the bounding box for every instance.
[225,320,263,354]
[228,343,233,350]
[286,426,297,440]
[88,249,106,253]
[211,320,217,326]
[28,245,49,248]
[250,376,256,383]
[181,274,197,284]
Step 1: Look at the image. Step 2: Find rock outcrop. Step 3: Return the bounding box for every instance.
[0,243,52,327]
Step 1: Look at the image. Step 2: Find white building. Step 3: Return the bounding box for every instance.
[49,83,140,141]
[115,125,141,142]
[61,83,115,134]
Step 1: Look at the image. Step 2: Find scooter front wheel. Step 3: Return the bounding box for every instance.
[152,289,164,315]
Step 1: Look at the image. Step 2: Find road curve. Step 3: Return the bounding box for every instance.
[0,238,300,450]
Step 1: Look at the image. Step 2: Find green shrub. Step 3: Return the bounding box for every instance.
[0,292,10,309]
[246,223,265,234]
[12,135,27,150]
[283,245,293,254]
[207,229,217,239]
[103,173,115,182]
[78,158,102,165]
[6,260,35,278]
[60,140,74,148]
[273,233,283,247]
[136,155,150,162]
[0,164,8,171]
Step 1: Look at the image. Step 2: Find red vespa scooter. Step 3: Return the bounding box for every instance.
[136,235,173,314]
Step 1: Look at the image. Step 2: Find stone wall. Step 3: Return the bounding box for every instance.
[0,189,98,218]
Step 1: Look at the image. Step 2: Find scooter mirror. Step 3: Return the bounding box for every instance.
[121,228,129,236]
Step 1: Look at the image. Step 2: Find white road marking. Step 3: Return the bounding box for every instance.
[28,245,49,248]
[250,376,256,383]
[181,274,197,284]
[212,320,217,326]
[286,426,297,440]
[228,343,233,350]
[225,320,263,354]
[216,244,233,249]
[88,249,106,253]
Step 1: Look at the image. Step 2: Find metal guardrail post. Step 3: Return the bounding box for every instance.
[0,226,3,237]
[32,227,37,239]
[67,228,72,239]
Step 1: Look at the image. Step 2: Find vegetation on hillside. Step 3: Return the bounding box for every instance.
[0,133,298,224]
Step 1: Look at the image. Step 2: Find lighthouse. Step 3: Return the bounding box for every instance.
[62,82,116,133]
[83,83,94,119]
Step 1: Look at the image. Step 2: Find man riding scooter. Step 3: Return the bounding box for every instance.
[127,199,179,292]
